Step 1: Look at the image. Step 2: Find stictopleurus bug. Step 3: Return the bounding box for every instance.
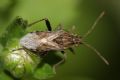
[17,11,109,66]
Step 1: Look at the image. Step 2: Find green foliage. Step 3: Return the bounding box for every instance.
[0,16,27,47]
[3,49,39,78]
[0,70,13,80]
[0,17,61,80]
[34,64,56,80]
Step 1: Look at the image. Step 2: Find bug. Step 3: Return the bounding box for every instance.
[18,11,109,66]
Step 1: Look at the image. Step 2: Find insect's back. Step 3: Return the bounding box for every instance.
[20,30,81,52]
[53,30,81,49]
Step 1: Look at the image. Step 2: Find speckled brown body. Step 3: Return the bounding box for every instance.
[20,29,81,53]
[20,12,109,65]
[52,31,81,49]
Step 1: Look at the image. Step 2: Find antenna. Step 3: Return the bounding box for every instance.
[83,11,105,38]
[82,41,109,65]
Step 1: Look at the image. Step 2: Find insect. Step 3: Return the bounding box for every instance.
[19,11,109,66]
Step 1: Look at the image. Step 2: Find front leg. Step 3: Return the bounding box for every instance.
[44,18,52,31]
[11,48,24,52]
[28,18,52,31]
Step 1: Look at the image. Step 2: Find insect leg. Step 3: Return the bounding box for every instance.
[68,25,76,33]
[69,47,75,54]
[12,48,24,52]
[39,51,48,57]
[44,18,52,31]
[54,24,63,30]
[53,51,66,70]
[61,51,65,54]
[28,18,52,31]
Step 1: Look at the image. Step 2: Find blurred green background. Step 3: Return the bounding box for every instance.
[0,0,120,80]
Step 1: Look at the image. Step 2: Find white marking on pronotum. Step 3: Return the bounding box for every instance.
[20,33,40,50]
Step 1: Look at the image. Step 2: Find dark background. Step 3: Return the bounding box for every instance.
[0,0,120,80]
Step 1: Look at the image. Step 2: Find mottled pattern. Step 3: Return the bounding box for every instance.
[20,30,81,52]
[53,31,81,49]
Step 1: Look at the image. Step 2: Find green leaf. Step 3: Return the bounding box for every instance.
[34,63,56,80]
[0,44,3,53]
[0,16,28,47]
[2,48,41,78]
[0,71,12,80]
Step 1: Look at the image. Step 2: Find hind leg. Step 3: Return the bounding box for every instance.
[53,51,67,70]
